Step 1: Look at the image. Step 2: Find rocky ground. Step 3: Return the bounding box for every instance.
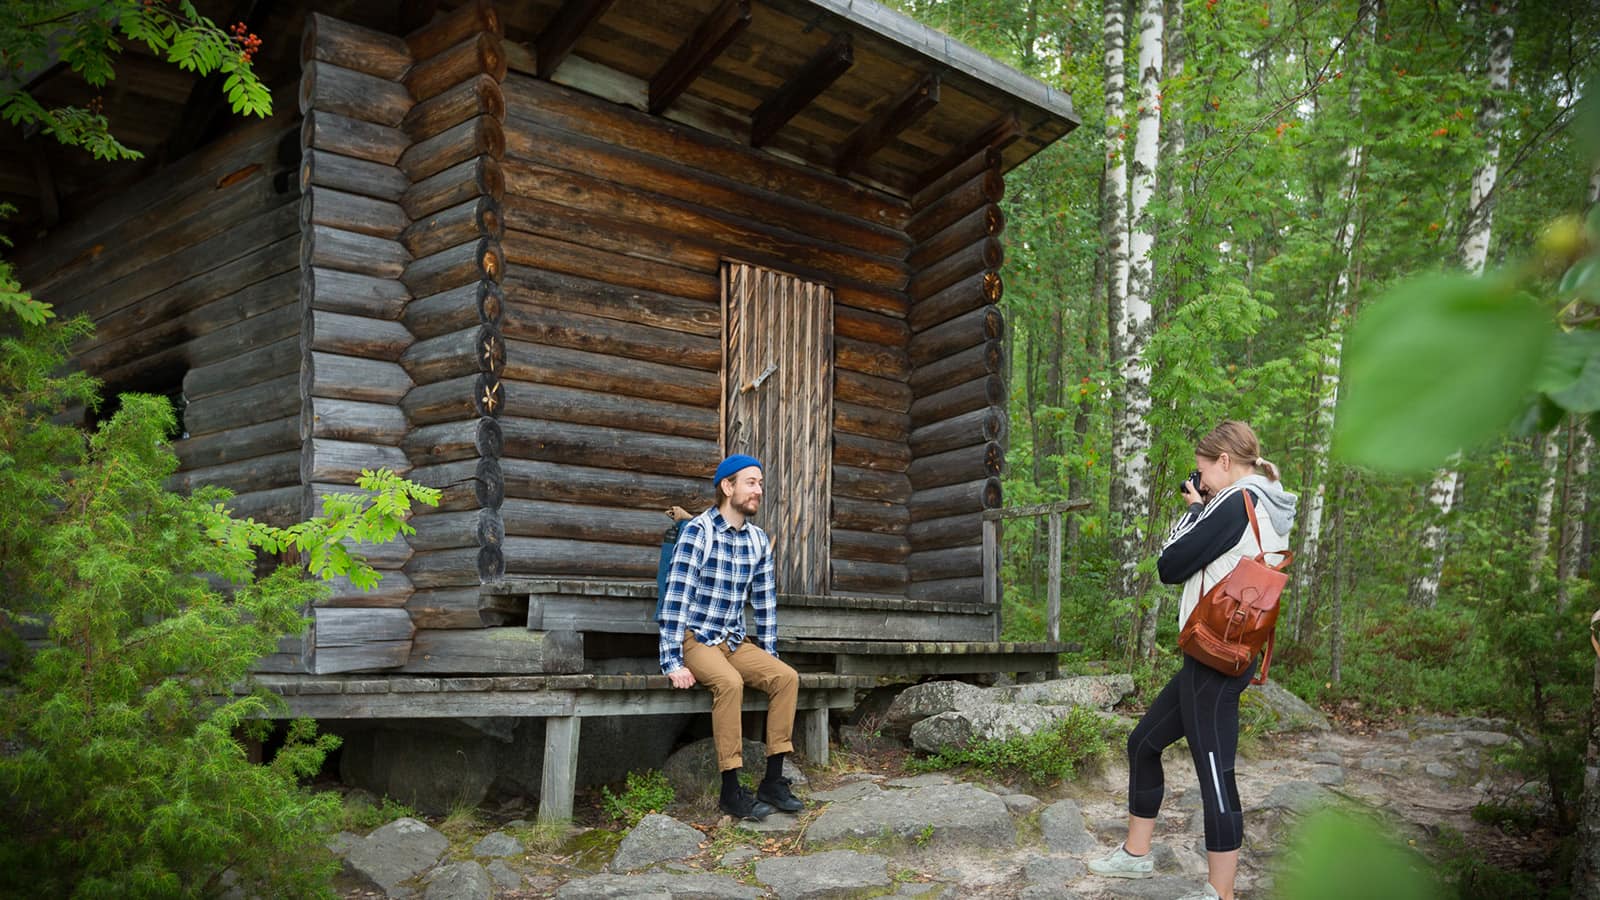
[324,677,1550,899]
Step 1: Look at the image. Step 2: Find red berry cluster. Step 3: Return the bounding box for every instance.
[231,21,262,63]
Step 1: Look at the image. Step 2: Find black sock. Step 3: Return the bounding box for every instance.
[720,768,740,800]
[764,753,785,784]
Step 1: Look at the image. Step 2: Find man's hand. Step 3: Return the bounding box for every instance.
[668,669,697,689]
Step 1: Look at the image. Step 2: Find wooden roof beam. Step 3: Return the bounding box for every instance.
[912,112,1022,199]
[750,33,852,148]
[536,0,618,80]
[834,71,939,177]
[648,0,752,115]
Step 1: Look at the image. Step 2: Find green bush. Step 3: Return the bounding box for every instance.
[909,706,1114,788]
[601,770,676,827]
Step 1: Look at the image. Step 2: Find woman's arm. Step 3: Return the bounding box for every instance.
[1157,490,1251,585]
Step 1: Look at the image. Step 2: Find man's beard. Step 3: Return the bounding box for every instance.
[735,496,760,517]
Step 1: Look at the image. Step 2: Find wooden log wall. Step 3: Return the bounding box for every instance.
[902,147,1009,606]
[298,12,420,644]
[498,71,917,596]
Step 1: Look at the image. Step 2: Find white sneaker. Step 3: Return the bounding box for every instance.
[1174,883,1222,900]
[1086,843,1154,879]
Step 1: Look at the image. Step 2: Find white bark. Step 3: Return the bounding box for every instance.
[1123,0,1162,631]
[1414,0,1512,609]
[1103,0,1131,526]
[1529,428,1562,590]
[1558,426,1593,611]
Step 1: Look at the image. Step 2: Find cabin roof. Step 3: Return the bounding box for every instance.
[1,0,1077,246]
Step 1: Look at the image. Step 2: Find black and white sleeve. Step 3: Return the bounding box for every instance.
[1156,490,1251,585]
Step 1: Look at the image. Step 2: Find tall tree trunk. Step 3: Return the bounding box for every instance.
[1413,0,1513,609]
[1125,0,1164,658]
[1103,0,1131,530]
[1329,478,1349,685]
[1157,0,1184,320]
[1529,429,1562,590]
[1558,419,1592,612]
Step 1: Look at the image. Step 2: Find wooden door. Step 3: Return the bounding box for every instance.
[722,262,833,595]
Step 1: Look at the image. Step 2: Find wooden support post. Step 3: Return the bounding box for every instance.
[539,715,581,823]
[648,0,752,114]
[800,706,829,767]
[1047,511,1062,643]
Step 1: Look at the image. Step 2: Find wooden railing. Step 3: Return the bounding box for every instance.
[981,499,1091,641]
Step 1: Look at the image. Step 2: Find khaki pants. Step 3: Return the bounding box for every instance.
[683,631,798,772]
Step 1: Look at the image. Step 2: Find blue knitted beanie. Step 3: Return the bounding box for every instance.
[714,454,763,484]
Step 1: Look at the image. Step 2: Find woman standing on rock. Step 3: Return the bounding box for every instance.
[1087,421,1296,900]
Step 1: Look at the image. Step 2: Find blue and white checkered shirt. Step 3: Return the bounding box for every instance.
[657,508,777,674]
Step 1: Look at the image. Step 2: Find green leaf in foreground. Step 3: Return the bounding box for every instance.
[1334,272,1551,472]
[1275,809,1442,900]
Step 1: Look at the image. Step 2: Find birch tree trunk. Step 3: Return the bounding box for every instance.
[1412,0,1513,609]
[1103,0,1131,527]
[1558,421,1592,612]
[1529,429,1562,590]
[1125,0,1164,657]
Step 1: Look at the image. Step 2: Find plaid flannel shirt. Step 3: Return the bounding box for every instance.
[657,508,777,674]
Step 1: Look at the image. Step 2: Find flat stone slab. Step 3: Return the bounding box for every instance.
[1040,799,1096,853]
[805,783,1014,849]
[756,850,891,899]
[611,814,705,872]
[554,873,763,899]
[810,781,884,802]
[1102,875,1210,898]
[424,861,491,900]
[472,831,523,858]
[343,817,449,895]
[1257,781,1335,813]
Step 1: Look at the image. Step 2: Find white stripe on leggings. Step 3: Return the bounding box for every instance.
[1208,751,1227,813]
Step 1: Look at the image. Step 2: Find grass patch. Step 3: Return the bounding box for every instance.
[505,817,574,854]
[600,769,676,827]
[907,707,1114,790]
[336,793,418,833]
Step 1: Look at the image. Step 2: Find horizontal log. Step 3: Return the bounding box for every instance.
[908,237,1003,302]
[909,204,1005,272]
[302,187,407,239]
[836,306,910,347]
[404,545,501,589]
[305,608,415,674]
[910,305,1004,369]
[301,12,412,80]
[305,224,409,279]
[406,31,506,104]
[403,73,505,140]
[502,230,717,302]
[405,281,504,341]
[302,439,411,484]
[301,148,408,203]
[908,441,1003,491]
[304,352,414,405]
[92,290,299,391]
[832,432,910,472]
[835,336,910,381]
[905,577,984,605]
[906,167,1004,244]
[403,195,504,260]
[173,415,299,471]
[502,537,657,578]
[502,301,719,371]
[833,283,909,318]
[909,407,1005,458]
[907,477,1003,523]
[830,559,908,594]
[401,324,506,384]
[502,382,718,440]
[402,238,503,298]
[401,372,504,425]
[830,496,909,535]
[909,375,1004,430]
[175,449,301,496]
[299,60,412,128]
[306,397,409,444]
[910,340,1003,397]
[307,310,413,362]
[319,570,415,608]
[502,194,717,275]
[501,459,703,510]
[183,334,299,401]
[832,465,912,504]
[402,417,504,465]
[906,512,983,552]
[402,156,505,221]
[503,340,719,407]
[504,266,719,337]
[399,114,505,183]
[831,528,910,564]
[409,507,506,551]
[501,499,690,545]
[406,587,492,629]
[402,628,583,674]
[499,417,718,480]
[834,401,909,443]
[406,0,502,62]
[836,369,911,414]
[305,266,410,320]
[301,110,408,165]
[915,272,998,334]
[184,373,300,437]
[220,485,302,526]
[911,146,1001,212]
[409,457,504,511]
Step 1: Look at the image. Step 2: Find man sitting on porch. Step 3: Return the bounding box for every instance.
[658,454,805,821]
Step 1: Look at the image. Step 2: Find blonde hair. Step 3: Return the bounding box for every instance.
[1196,420,1280,481]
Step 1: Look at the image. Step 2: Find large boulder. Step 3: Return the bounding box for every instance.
[909,704,1075,754]
[342,817,449,895]
[883,681,989,738]
[996,675,1135,710]
[424,861,492,900]
[1245,682,1331,732]
[610,814,705,872]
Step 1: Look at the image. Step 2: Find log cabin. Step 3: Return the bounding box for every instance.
[5,0,1079,818]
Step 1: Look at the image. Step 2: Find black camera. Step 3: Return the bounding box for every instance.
[1182,470,1204,495]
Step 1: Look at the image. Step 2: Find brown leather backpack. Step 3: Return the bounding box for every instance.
[1178,491,1292,685]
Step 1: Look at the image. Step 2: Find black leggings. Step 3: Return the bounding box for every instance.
[1125,653,1256,852]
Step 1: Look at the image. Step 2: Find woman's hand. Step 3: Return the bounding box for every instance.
[1181,481,1205,505]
